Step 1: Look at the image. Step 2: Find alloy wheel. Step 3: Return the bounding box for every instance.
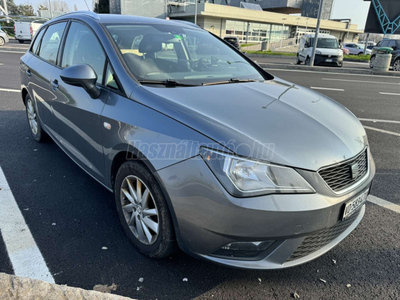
[0,37,4,46]
[26,99,38,135]
[120,175,159,245]
[394,60,400,72]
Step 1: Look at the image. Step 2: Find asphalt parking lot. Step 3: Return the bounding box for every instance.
[0,50,399,299]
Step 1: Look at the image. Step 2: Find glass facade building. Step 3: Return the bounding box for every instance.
[225,20,289,43]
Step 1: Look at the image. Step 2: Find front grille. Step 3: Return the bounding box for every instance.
[318,149,368,192]
[286,210,360,262]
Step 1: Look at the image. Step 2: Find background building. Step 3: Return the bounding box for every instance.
[301,0,334,19]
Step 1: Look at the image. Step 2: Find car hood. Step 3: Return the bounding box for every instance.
[316,48,343,56]
[132,79,367,171]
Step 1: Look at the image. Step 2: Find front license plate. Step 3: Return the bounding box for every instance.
[325,59,333,62]
[342,189,368,220]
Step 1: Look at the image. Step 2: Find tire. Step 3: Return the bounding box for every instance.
[0,37,4,46]
[296,54,301,65]
[393,59,400,72]
[25,94,48,142]
[369,56,375,69]
[305,56,310,66]
[115,160,177,258]
[19,40,24,44]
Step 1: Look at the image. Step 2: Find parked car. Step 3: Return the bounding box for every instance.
[297,33,343,66]
[223,36,240,49]
[21,12,375,269]
[14,20,45,43]
[370,39,400,71]
[342,43,371,55]
[0,29,9,46]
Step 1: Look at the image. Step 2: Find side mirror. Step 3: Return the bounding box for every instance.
[60,64,101,99]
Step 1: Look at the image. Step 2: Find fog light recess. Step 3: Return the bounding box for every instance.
[212,241,275,259]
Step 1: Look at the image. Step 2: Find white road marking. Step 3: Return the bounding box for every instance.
[0,50,26,54]
[266,68,400,79]
[368,195,400,214]
[0,88,19,93]
[0,167,55,283]
[359,118,400,124]
[364,125,400,137]
[310,86,345,91]
[379,92,400,96]
[322,78,400,85]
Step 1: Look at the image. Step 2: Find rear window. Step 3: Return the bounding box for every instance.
[224,38,237,43]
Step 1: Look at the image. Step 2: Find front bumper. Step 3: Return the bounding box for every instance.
[314,54,343,66]
[157,152,375,269]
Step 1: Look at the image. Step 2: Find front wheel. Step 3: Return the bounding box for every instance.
[115,161,177,258]
[0,37,4,46]
[305,56,310,66]
[18,40,24,44]
[296,55,301,65]
[393,59,400,72]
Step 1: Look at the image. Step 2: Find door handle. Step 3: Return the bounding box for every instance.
[26,69,31,77]
[51,79,59,91]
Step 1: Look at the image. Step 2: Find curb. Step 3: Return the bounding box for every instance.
[258,63,400,76]
[0,273,134,300]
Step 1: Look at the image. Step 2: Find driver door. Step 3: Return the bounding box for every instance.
[49,21,109,183]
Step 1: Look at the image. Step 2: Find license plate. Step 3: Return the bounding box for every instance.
[342,189,368,220]
[325,59,333,62]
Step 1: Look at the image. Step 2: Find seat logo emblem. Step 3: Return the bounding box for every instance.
[351,163,359,179]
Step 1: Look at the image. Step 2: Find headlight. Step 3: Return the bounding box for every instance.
[200,148,315,197]
[315,50,322,55]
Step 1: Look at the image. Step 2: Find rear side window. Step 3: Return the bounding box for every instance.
[61,22,106,84]
[388,40,397,48]
[31,27,46,55]
[380,40,389,47]
[38,22,66,64]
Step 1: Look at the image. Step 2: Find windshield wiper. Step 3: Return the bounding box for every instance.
[202,78,261,86]
[138,79,199,87]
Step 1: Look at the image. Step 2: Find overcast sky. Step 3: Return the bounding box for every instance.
[15,0,372,30]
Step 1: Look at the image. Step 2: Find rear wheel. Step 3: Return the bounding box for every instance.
[25,94,48,142]
[18,40,24,44]
[0,37,4,46]
[115,161,177,258]
[393,59,400,72]
[369,56,375,69]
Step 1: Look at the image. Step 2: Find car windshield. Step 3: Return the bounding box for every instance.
[310,38,339,49]
[106,24,265,85]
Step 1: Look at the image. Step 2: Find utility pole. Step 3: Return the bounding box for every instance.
[194,0,198,25]
[309,0,323,66]
[48,0,53,18]
[363,33,370,55]
[1,0,9,23]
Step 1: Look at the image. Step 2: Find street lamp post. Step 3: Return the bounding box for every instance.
[309,0,323,66]
[194,0,198,25]
[280,18,286,48]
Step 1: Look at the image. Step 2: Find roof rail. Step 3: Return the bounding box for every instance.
[54,11,100,20]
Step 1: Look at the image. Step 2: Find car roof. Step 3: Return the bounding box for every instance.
[50,12,200,30]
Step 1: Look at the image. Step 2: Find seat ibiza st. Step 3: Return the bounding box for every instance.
[20,12,375,269]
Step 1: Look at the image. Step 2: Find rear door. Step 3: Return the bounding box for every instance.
[15,22,31,40]
[388,40,399,65]
[24,22,67,130]
[49,21,109,183]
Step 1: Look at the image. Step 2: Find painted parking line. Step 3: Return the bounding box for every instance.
[0,50,26,54]
[368,195,400,214]
[364,125,400,137]
[379,92,400,96]
[310,87,345,91]
[266,68,400,78]
[0,167,55,283]
[322,78,400,85]
[359,118,400,124]
[0,88,19,93]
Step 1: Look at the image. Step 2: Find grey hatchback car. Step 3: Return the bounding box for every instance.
[20,12,375,269]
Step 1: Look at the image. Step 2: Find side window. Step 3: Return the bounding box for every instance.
[376,41,381,47]
[38,22,66,64]
[388,40,396,49]
[380,40,389,47]
[61,22,106,84]
[104,63,119,90]
[31,27,46,55]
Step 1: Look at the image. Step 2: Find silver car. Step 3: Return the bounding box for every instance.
[20,12,375,269]
[0,29,10,46]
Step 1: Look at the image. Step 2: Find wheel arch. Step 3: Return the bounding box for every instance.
[109,145,183,247]
[21,86,29,105]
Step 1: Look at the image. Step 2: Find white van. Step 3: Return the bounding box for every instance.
[14,20,45,43]
[297,33,343,67]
